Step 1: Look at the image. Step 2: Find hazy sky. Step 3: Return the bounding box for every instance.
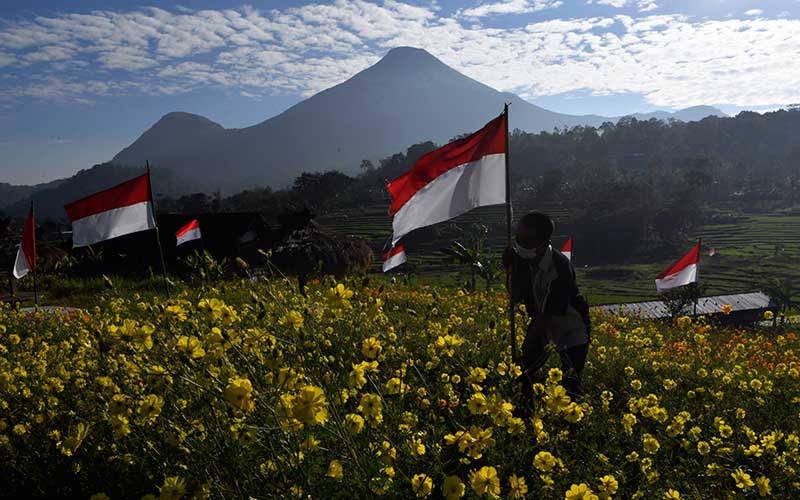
[1,0,798,185]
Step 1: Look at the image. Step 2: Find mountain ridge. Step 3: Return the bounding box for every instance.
[110,47,726,191]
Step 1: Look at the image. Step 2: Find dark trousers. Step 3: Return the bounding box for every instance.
[517,324,589,401]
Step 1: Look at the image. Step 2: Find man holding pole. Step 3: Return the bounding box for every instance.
[503,212,590,404]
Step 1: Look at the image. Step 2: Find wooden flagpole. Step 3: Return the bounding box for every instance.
[31,200,38,308]
[504,103,517,361]
[147,161,171,298]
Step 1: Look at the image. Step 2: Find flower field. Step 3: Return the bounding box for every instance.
[1,278,799,499]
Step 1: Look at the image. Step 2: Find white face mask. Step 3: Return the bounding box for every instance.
[514,242,540,260]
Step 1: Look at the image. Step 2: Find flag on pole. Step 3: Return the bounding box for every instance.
[12,205,36,279]
[387,113,507,245]
[561,235,573,261]
[176,219,202,246]
[382,244,407,272]
[64,173,156,248]
[655,243,700,292]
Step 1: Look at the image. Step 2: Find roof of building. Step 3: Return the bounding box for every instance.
[593,292,774,319]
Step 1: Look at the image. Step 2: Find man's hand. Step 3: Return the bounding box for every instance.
[502,246,515,271]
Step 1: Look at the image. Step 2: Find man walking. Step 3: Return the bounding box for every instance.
[503,212,590,402]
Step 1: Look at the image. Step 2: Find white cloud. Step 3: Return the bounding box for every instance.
[459,0,563,18]
[588,0,658,12]
[0,1,797,110]
[744,9,764,17]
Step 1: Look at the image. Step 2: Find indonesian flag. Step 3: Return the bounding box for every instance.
[561,235,573,261]
[176,219,202,246]
[655,243,700,292]
[388,113,506,244]
[382,244,407,272]
[64,173,156,248]
[12,206,36,279]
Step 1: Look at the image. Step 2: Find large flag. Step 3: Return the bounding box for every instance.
[387,113,507,245]
[655,243,700,292]
[561,235,573,261]
[176,219,202,246]
[64,173,156,248]
[12,205,36,279]
[382,244,407,272]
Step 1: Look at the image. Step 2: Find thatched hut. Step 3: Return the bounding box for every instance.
[269,210,373,285]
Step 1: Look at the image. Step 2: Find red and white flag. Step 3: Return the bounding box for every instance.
[176,219,202,246]
[387,113,507,244]
[655,243,700,292]
[12,205,36,279]
[64,173,156,248]
[382,245,407,272]
[561,235,573,261]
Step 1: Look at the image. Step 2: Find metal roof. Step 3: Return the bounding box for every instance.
[593,292,774,319]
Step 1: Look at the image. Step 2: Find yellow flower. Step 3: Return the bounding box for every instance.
[469,466,501,498]
[764,310,774,320]
[534,451,557,472]
[412,474,433,498]
[280,310,304,331]
[224,377,254,412]
[326,460,343,479]
[721,304,732,315]
[508,474,528,499]
[442,476,465,500]
[697,441,710,455]
[664,490,681,499]
[176,335,205,359]
[597,475,618,499]
[291,385,328,426]
[676,316,692,328]
[358,393,383,424]
[565,483,599,500]
[642,434,660,454]
[468,392,489,415]
[756,476,771,497]
[362,337,382,359]
[345,413,364,434]
[159,476,186,500]
[731,468,754,489]
[137,394,164,423]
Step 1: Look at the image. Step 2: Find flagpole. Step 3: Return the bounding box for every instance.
[147,161,171,298]
[693,236,701,315]
[31,200,38,308]
[504,103,517,362]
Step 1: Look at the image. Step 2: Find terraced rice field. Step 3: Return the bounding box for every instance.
[318,206,800,306]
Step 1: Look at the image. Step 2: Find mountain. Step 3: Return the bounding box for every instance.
[0,178,67,211]
[627,105,727,122]
[111,47,723,192]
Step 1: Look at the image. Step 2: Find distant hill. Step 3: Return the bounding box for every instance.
[0,178,66,211]
[111,47,724,192]
[627,105,727,122]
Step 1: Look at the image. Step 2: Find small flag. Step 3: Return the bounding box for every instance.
[176,219,202,246]
[382,245,407,272]
[561,235,573,261]
[388,113,507,245]
[64,173,156,248]
[12,205,36,279]
[655,243,700,292]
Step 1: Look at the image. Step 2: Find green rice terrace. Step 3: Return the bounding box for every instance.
[318,206,800,306]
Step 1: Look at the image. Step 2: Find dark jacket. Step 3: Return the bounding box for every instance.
[510,248,582,317]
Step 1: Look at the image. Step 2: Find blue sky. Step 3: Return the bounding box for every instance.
[1,0,799,185]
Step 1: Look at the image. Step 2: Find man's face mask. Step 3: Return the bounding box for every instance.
[514,238,548,259]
